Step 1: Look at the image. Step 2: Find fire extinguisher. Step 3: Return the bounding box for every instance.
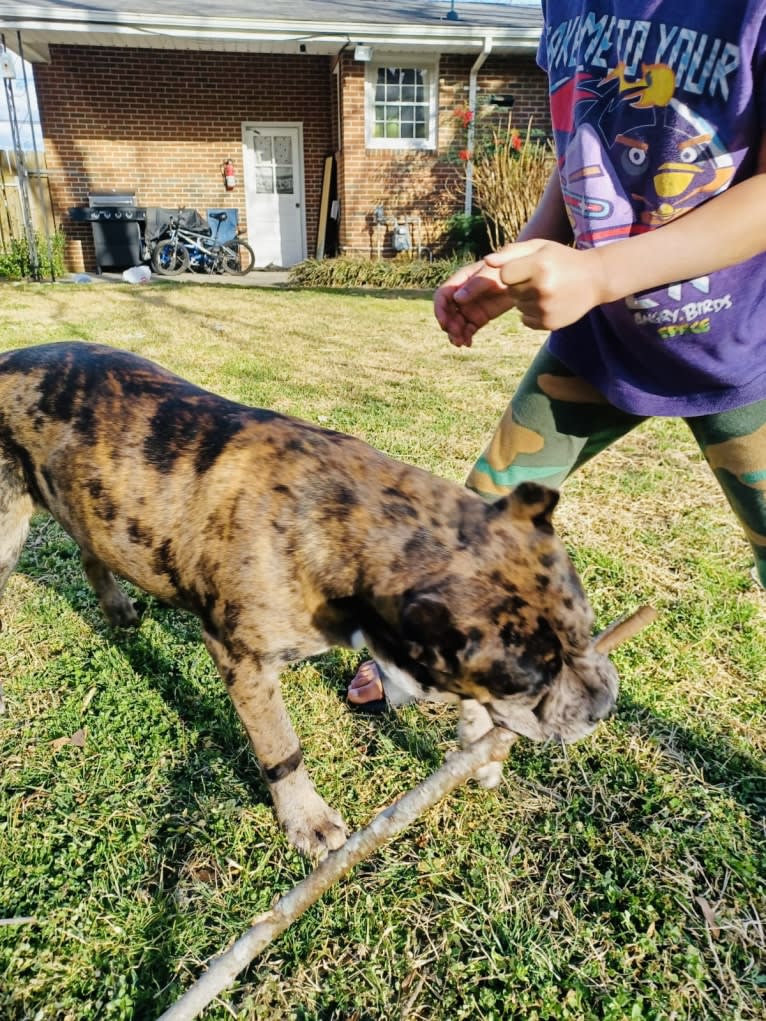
[223,158,236,190]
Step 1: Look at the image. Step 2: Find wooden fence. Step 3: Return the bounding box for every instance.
[0,148,56,249]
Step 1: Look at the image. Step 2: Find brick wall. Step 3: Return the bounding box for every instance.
[35,45,334,271]
[33,43,548,270]
[336,52,550,257]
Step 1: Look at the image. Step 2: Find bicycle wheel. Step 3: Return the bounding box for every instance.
[221,239,255,276]
[151,239,190,276]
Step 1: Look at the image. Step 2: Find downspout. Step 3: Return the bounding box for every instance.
[331,39,350,254]
[464,34,493,216]
[331,38,351,153]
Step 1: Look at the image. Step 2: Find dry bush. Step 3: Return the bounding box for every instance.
[472,118,555,248]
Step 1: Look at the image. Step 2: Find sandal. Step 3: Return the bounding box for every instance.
[347,659,390,715]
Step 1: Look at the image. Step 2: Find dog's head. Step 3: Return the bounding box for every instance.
[368,482,618,744]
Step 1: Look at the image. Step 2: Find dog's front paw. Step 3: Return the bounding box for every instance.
[105,597,141,630]
[456,698,508,788]
[280,796,348,860]
[446,748,504,788]
[474,761,504,788]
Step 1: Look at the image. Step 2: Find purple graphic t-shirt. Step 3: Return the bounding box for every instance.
[539,1,766,415]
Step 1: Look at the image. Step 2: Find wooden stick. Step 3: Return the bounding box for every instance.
[593,605,657,654]
[156,726,517,1021]
[156,604,656,1021]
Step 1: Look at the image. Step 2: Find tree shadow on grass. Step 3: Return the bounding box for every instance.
[615,689,766,820]
[286,284,435,301]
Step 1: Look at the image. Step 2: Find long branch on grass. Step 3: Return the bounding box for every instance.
[157,605,656,1021]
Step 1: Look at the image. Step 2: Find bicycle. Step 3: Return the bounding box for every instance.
[149,209,255,277]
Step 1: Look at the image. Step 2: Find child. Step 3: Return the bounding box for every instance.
[349,0,766,708]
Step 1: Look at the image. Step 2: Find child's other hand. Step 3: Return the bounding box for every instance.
[433,256,516,347]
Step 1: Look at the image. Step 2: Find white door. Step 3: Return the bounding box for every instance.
[242,124,306,268]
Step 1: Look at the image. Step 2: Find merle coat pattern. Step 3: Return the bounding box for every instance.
[0,343,618,857]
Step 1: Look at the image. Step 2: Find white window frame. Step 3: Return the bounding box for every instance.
[364,57,439,151]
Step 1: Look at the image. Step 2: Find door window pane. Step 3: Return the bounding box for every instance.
[276,167,293,194]
[274,136,292,164]
[254,136,272,164]
[255,167,274,193]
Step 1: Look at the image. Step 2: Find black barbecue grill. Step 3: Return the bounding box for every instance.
[69,190,146,273]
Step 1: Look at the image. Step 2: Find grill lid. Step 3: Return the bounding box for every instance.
[88,190,137,207]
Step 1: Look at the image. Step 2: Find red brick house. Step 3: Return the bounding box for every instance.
[0,1,547,270]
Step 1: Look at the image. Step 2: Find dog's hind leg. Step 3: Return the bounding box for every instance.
[0,460,35,712]
[81,549,140,629]
[203,629,348,859]
[0,461,35,620]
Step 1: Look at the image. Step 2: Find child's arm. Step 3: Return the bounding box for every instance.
[516,169,574,246]
[439,136,766,342]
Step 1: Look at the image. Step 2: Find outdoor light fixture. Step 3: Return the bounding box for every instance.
[354,44,374,61]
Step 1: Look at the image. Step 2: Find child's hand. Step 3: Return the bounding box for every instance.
[435,241,604,344]
[433,256,516,347]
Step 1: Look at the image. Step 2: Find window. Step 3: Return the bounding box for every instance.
[365,60,438,150]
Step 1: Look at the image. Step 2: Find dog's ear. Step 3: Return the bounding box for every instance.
[488,481,560,531]
[490,482,594,654]
[401,593,467,656]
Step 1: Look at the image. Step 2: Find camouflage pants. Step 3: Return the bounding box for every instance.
[466,346,766,587]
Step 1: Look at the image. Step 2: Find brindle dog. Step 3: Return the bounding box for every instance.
[0,343,618,857]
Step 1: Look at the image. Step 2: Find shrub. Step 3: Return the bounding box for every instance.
[471,119,555,248]
[288,255,463,290]
[0,230,66,280]
[442,212,491,261]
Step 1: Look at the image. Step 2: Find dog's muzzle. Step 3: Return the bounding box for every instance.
[487,657,618,744]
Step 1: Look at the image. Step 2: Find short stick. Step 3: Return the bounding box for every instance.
[594,605,657,654]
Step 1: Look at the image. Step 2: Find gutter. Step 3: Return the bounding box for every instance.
[464,35,493,217]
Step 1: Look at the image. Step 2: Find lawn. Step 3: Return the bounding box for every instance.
[0,278,764,1021]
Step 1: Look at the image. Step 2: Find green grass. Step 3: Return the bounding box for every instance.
[0,279,764,1020]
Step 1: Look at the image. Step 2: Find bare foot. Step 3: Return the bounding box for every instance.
[347,660,385,706]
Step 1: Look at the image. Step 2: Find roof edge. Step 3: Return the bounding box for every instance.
[0,5,542,57]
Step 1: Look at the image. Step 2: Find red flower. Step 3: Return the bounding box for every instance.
[511,134,523,151]
[458,149,472,161]
[461,109,474,127]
